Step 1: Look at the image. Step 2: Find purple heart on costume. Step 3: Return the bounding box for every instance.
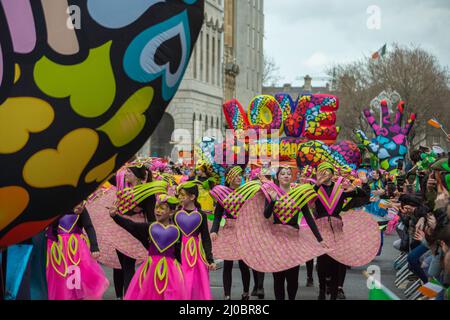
[149,223,180,253]
[58,214,79,233]
[175,210,202,237]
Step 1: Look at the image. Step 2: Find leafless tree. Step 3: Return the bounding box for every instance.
[263,52,281,87]
[328,44,450,147]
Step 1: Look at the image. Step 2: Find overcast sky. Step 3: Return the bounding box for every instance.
[264,0,450,86]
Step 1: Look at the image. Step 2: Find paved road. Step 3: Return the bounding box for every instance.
[102,234,403,300]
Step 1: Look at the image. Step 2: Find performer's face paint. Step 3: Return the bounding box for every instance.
[155,203,174,223]
[231,175,243,189]
[278,168,293,186]
[320,169,334,184]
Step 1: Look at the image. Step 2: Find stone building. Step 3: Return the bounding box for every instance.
[234,0,265,106]
[263,75,333,97]
[140,0,225,158]
[139,0,265,159]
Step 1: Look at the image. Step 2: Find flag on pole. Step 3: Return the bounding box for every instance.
[369,284,401,300]
[428,118,449,137]
[372,44,387,60]
[418,279,444,299]
[428,118,443,129]
[364,271,401,300]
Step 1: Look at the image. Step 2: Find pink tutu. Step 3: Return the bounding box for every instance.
[125,255,187,300]
[46,233,109,300]
[180,235,212,300]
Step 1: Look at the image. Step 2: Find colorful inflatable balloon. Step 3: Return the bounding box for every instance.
[223,99,249,131]
[223,93,340,144]
[355,100,416,174]
[247,95,284,134]
[330,140,362,169]
[284,94,340,142]
[296,140,355,170]
[0,0,204,247]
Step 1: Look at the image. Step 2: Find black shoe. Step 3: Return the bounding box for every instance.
[241,293,250,300]
[306,278,314,287]
[251,288,258,297]
[256,288,265,299]
[337,288,346,300]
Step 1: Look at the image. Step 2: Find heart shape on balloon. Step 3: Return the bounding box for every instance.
[174,210,203,237]
[149,223,180,253]
[0,1,204,248]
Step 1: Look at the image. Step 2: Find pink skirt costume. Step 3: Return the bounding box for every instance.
[236,187,330,273]
[174,210,213,300]
[209,185,241,261]
[315,177,381,267]
[125,222,186,300]
[314,212,381,267]
[210,181,290,262]
[46,214,109,300]
[86,186,147,269]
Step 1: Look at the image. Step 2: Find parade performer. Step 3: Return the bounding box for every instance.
[190,161,218,215]
[46,202,109,300]
[265,166,327,300]
[210,166,252,300]
[233,166,328,300]
[110,195,186,300]
[175,181,216,300]
[313,162,380,300]
[86,164,163,299]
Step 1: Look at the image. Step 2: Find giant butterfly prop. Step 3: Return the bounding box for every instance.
[0,0,204,247]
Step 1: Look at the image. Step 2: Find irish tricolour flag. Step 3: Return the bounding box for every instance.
[372,44,387,60]
[364,271,401,300]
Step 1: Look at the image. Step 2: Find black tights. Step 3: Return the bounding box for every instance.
[252,269,265,290]
[317,255,345,300]
[223,260,250,297]
[338,264,347,288]
[306,259,314,279]
[113,250,136,299]
[273,266,300,300]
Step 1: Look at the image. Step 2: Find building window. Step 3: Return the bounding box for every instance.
[193,45,197,79]
[206,115,208,130]
[200,31,204,81]
[212,35,215,86]
[217,38,221,86]
[206,33,210,83]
